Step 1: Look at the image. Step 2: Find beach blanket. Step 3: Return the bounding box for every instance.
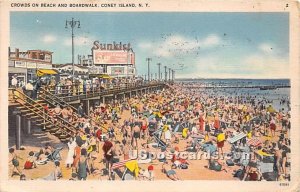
[256,150,273,157]
[138,158,152,164]
[247,138,262,147]
[201,143,217,155]
[227,132,247,144]
[258,162,274,173]
[111,159,132,170]
[143,111,150,117]
[173,123,184,133]
[191,134,204,139]
[148,114,156,120]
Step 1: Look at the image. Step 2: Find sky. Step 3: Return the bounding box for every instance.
[10,12,289,79]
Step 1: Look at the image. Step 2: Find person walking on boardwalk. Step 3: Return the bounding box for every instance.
[77,103,84,117]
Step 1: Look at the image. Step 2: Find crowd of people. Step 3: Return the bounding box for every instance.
[9,82,291,181]
[11,74,149,100]
[46,76,145,97]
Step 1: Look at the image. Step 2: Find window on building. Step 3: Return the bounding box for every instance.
[39,53,45,60]
[31,52,37,59]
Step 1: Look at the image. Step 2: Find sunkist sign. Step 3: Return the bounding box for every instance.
[92,41,132,51]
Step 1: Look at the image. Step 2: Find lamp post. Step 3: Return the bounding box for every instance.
[164,66,167,82]
[168,68,171,82]
[157,63,161,81]
[172,70,175,82]
[146,58,152,81]
[65,18,81,81]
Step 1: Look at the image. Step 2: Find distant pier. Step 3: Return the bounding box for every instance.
[182,85,290,89]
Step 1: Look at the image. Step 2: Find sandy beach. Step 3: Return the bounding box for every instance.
[8,81,291,181]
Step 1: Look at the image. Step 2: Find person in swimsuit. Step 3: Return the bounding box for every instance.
[24,151,37,169]
[162,161,180,181]
[244,165,261,181]
[67,106,74,122]
[54,104,62,115]
[9,148,22,177]
[122,139,130,160]
[41,160,62,180]
[102,137,113,180]
[216,131,225,158]
[126,125,131,139]
[89,152,102,179]
[77,148,89,180]
[199,112,205,133]
[44,143,54,155]
[273,144,282,176]
[174,113,179,123]
[141,117,148,138]
[214,114,220,134]
[61,107,69,122]
[73,144,81,169]
[53,161,63,180]
[132,123,141,149]
[281,139,290,178]
[269,118,276,137]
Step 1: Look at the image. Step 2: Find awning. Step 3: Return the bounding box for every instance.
[99,74,112,79]
[90,74,113,79]
[37,69,58,77]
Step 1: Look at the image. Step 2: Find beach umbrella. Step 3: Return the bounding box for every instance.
[143,111,150,117]
[153,112,163,118]
[266,105,276,113]
[182,127,189,138]
[125,160,139,177]
[148,114,156,120]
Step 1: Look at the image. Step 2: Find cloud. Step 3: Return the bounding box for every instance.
[258,43,275,54]
[63,36,93,46]
[138,42,153,49]
[138,37,288,79]
[42,34,56,43]
[175,52,289,79]
[201,34,221,48]
[139,34,222,58]
[243,54,289,78]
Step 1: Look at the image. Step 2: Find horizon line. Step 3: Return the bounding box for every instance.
[174,78,290,80]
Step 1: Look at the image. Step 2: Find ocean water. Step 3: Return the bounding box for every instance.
[177,79,290,87]
[177,79,290,112]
